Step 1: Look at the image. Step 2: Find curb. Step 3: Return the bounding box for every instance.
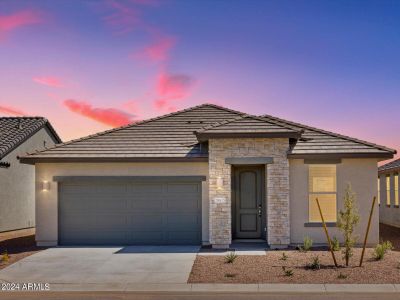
[2,283,398,293]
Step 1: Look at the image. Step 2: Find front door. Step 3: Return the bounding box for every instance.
[233,166,264,239]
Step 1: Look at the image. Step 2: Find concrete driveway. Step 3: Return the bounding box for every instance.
[0,246,199,284]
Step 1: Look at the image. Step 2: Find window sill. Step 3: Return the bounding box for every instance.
[304,222,337,227]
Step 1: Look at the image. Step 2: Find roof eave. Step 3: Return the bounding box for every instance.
[18,156,209,165]
[288,152,395,160]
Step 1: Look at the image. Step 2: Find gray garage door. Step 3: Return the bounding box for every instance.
[58,177,203,245]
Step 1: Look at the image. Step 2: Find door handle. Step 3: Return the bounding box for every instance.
[258,204,262,217]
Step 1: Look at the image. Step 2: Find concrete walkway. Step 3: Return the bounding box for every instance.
[0,246,199,285]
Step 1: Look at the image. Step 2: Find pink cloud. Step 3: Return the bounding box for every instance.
[134,35,176,62]
[0,10,42,38]
[103,0,142,34]
[122,100,140,114]
[63,99,134,127]
[33,76,64,88]
[0,105,26,116]
[154,71,195,111]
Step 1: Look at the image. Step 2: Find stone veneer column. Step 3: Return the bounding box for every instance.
[208,138,290,249]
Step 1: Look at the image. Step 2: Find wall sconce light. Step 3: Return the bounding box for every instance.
[42,180,50,191]
[216,176,223,191]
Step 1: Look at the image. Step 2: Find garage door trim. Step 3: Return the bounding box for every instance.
[54,175,207,183]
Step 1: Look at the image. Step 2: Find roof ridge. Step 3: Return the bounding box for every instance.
[23,103,241,156]
[261,113,396,154]
[195,113,302,134]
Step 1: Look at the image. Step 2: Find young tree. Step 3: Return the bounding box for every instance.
[337,183,360,267]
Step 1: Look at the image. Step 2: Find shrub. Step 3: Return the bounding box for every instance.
[373,241,393,260]
[224,252,238,264]
[224,273,236,278]
[280,252,288,261]
[331,236,340,251]
[308,256,321,270]
[300,236,313,252]
[282,266,294,277]
[337,272,348,279]
[1,250,9,263]
[337,183,360,266]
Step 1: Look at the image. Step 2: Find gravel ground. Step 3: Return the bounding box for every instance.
[0,229,46,270]
[189,248,400,284]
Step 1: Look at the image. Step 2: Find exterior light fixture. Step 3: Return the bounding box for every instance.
[42,181,50,191]
[216,176,223,191]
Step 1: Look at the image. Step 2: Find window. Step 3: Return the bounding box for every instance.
[395,173,399,207]
[377,177,380,205]
[309,165,337,222]
[386,175,391,206]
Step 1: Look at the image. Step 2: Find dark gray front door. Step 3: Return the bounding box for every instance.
[233,166,264,239]
[58,178,202,245]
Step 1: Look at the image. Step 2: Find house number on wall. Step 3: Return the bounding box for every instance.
[214,197,226,204]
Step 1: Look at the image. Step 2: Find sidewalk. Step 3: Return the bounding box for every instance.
[1,282,399,293]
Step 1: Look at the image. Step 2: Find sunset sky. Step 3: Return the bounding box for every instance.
[0,0,399,159]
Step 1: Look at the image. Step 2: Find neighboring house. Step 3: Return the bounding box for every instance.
[19,104,395,248]
[378,158,400,228]
[0,117,61,232]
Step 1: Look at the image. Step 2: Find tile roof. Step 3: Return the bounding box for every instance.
[379,158,400,173]
[19,104,395,163]
[20,104,241,162]
[0,117,61,160]
[195,114,302,141]
[260,114,396,158]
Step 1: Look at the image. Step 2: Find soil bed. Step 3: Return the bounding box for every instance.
[189,248,400,284]
[0,229,46,270]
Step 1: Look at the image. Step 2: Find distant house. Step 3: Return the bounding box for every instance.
[19,104,396,248]
[0,117,61,232]
[378,159,400,228]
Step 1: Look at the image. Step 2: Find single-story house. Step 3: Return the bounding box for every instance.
[19,104,396,248]
[378,158,400,228]
[0,117,61,232]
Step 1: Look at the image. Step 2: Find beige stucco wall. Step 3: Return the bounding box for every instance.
[0,127,57,232]
[290,158,379,246]
[379,172,400,228]
[35,162,209,246]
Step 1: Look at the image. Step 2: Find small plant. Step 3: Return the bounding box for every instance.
[397,262,400,269]
[282,266,294,277]
[299,236,313,252]
[308,256,321,270]
[224,252,238,264]
[373,241,393,260]
[331,236,340,251]
[337,272,348,279]
[224,273,236,278]
[337,183,360,266]
[280,252,288,261]
[1,250,9,263]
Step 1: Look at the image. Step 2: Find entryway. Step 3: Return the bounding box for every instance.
[231,165,266,240]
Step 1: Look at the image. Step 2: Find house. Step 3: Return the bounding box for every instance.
[378,158,400,228]
[19,104,395,248]
[0,117,61,232]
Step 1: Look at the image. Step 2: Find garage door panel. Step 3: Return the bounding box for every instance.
[129,214,163,229]
[58,178,202,245]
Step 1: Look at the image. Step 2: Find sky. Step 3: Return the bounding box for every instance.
[0,0,399,160]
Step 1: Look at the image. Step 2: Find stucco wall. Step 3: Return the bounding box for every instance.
[0,127,57,232]
[35,162,209,246]
[379,172,400,228]
[290,158,379,246]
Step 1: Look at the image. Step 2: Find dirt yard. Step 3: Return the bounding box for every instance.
[190,224,400,284]
[189,248,400,284]
[0,228,46,270]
